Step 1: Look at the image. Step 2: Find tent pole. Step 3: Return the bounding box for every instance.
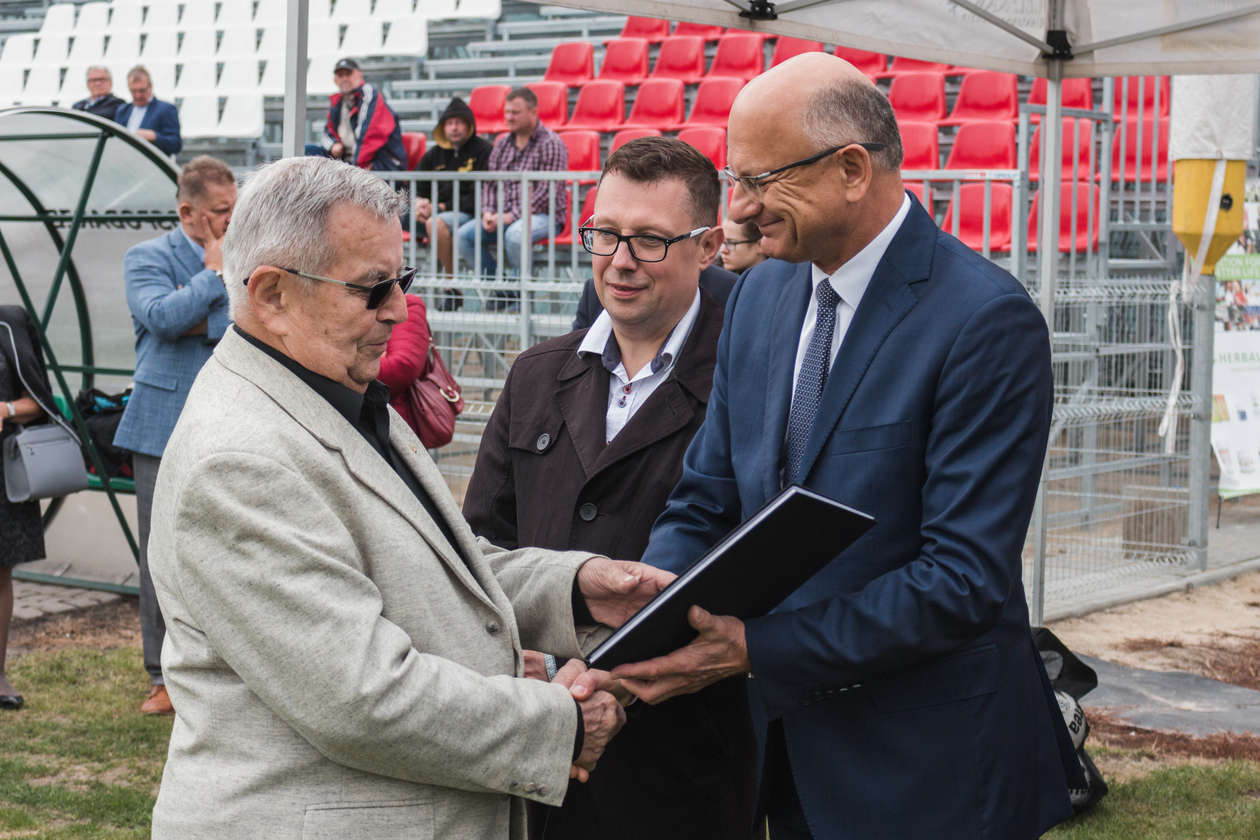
[1038,62,1063,321]
[282,0,310,159]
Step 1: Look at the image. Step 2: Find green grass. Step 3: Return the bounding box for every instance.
[4,644,1260,838]
[1,646,169,839]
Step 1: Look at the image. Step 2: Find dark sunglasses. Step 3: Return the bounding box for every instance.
[269,266,416,309]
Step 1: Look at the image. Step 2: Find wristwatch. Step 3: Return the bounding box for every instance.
[4,401,14,418]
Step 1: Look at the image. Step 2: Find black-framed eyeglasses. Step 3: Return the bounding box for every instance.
[577,221,711,263]
[272,265,416,309]
[720,142,887,197]
[719,237,761,249]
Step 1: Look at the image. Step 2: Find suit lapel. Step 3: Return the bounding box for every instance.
[554,352,610,480]
[168,229,204,280]
[794,201,935,484]
[761,262,813,502]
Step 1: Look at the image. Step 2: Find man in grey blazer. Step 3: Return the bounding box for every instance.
[113,155,236,716]
[146,156,667,838]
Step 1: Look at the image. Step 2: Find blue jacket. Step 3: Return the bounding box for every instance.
[114,97,182,155]
[641,195,1081,838]
[113,229,229,458]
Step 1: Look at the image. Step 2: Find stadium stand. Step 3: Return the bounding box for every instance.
[1028,117,1095,181]
[617,16,670,43]
[677,125,726,169]
[562,78,624,131]
[941,183,1014,252]
[610,127,661,153]
[651,35,706,85]
[559,129,601,182]
[550,187,597,246]
[833,44,886,76]
[878,55,951,79]
[771,37,824,67]
[679,75,743,129]
[469,84,510,134]
[543,40,594,86]
[1113,75,1170,118]
[939,70,1018,125]
[526,80,569,126]
[1108,115,1170,182]
[598,37,649,85]
[708,32,764,82]
[944,120,1017,170]
[1027,76,1095,119]
[898,121,941,171]
[887,71,946,122]
[672,21,723,41]
[1028,181,1101,252]
[620,77,685,131]
[401,131,427,169]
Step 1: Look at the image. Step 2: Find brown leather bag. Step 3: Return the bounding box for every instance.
[403,345,464,449]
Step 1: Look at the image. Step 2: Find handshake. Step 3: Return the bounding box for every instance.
[540,557,754,783]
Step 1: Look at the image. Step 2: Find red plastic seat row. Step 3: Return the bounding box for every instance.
[553,76,745,133]
[401,132,426,170]
[652,33,765,84]
[939,181,1100,253]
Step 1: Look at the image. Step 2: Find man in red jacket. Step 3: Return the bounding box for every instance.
[306,58,406,172]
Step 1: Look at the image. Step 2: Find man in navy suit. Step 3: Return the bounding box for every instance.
[610,54,1082,838]
[114,156,235,714]
[114,65,182,156]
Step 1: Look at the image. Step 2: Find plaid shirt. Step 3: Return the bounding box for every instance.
[483,123,569,229]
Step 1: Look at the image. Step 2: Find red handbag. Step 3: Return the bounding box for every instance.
[403,344,464,449]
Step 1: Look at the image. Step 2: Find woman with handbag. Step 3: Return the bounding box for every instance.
[0,306,55,711]
[378,293,462,449]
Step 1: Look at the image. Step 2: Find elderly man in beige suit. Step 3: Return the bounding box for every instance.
[146,156,670,839]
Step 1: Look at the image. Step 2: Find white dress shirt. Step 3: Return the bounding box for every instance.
[577,289,702,443]
[789,194,912,407]
[126,104,148,132]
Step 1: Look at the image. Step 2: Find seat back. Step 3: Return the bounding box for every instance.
[218,94,264,138]
[1112,76,1170,118]
[888,71,946,122]
[673,22,724,41]
[677,126,726,169]
[564,79,625,131]
[1028,181,1100,252]
[217,59,261,95]
[559,129,601,174]
[527,80,569,127]
[619,16,670,43]
[219,26,260,58]
[341,20,383,56]
[1028,77,1094,114]
[401,131,427,169]
[175,59,218,96]
[898,121,940,170]
[686,76,744,127]
[623,77,684,130]
[709,33,764,81]
[941,71,1018,125]
[833,44,886,76]
[651,36,706,84]
[1109,116,1170,183]
[1029,117,1095,181]
[944,120,1016,169]
[550,187,598,246]
[771,37,823,67]
[544,41,594,86]
[469,84,510,134]
[179,94,221,138]
[940,183,1013,252]
[883,55,950,76]
[598,38,649,85]
[610,127,661,154]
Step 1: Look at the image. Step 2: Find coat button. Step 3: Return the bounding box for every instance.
[578,502,597,522]
[537,785,549,797]
[535,432,550,451]
[509,781,520,791]
[524,783,538,794]
[485,621,501,635]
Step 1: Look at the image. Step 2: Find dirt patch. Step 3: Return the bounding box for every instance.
[27,762,134,790]
[1089,711,1260,763]
[8,597,141,657]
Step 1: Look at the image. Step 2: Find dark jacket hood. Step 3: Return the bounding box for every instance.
[433,97,476,149]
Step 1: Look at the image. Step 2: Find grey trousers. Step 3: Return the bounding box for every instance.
[132,453,165,686]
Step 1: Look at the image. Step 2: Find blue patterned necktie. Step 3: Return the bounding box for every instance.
[785,279,841,485]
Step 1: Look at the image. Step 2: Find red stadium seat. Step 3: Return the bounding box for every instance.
[709,33,765,82]
[651,36,707,85]
[681,76,745,129]
[401,132,426,170]
[1028,181,1101,252]
[1112,75,1170,119]
[526,80,569,127]
[469,84,509,135]
[944,120,1017,170]
[898,121,940,171]
[563,79,626,132]
[833,45,886,76]
[544,41,594,86]
[551,187,598,245]
[878,55,951,79]
[598,37,650,86]
[1028,77,1094,122]
[677,126,727,169]
[888,72,946,122]
[940,183,1013,252]
[1029,117,1095,181]
[1106,116,1170,183]
[904,181,930,208]
[673,21,724,41]
[621,77,685,131]
[558,130,602,182]
[610,128,662,154]
[618,16,670,44]
[939,71,1018,125]
[770,36,824,67]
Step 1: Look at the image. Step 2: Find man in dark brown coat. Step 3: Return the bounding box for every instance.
[463,137,759,840]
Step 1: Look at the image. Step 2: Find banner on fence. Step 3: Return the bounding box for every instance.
[1211,326,1260,499]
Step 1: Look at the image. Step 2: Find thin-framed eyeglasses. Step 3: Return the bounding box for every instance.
[577,221,711,263]
[720,142,887,197]
[271,265,416,310]
[719,237,761,250]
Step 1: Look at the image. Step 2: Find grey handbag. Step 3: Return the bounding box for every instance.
[1,321,88,503]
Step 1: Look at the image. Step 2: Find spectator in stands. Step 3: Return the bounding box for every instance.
[307,58,406,172]
[113,156,236,716]
[114,66,182,156]
[71,66,126,120]
[455,87,568,306]
[718,216,766,274]
[412,96,493,309]
[464,136,757,840]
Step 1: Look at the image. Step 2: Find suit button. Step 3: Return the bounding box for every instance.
[537,785,549,797]
[578,502,597,522]
[535,433,551,451]
[509,781,520,791]
[524,783,538,794]
[485,621,501,635]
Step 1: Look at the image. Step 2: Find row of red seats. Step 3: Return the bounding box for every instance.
[935,181,1102,253]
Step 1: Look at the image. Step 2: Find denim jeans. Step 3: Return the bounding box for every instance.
[456,213,553,277]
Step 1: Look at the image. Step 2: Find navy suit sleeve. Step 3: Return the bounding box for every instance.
[124,244,228,342]
[744,292,1053,719]
[463,362,521,550]
[150,102,182,155]
[571,280,601,332]
[639,276,748,574]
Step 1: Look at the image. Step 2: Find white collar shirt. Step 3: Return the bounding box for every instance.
[790,193,912,407]
[126,103,148,132]
[578,289,702,443]
[178,225,206,263]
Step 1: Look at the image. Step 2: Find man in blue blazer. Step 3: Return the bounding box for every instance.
[611,54,1082,838]
[114,65,182,156]
[114,156,236,715]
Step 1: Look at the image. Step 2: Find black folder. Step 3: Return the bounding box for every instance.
[586,485,875,670]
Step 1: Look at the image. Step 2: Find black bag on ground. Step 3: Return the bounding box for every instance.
[74,388,133,478]
[1034,626,1110,815]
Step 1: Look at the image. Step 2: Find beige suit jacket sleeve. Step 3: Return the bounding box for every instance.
[162,451,579,803]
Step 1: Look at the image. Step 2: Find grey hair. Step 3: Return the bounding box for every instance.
[802,79,904,171]
[223,156,405,316]
[86,65,110,79]
[127,65,150,85]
